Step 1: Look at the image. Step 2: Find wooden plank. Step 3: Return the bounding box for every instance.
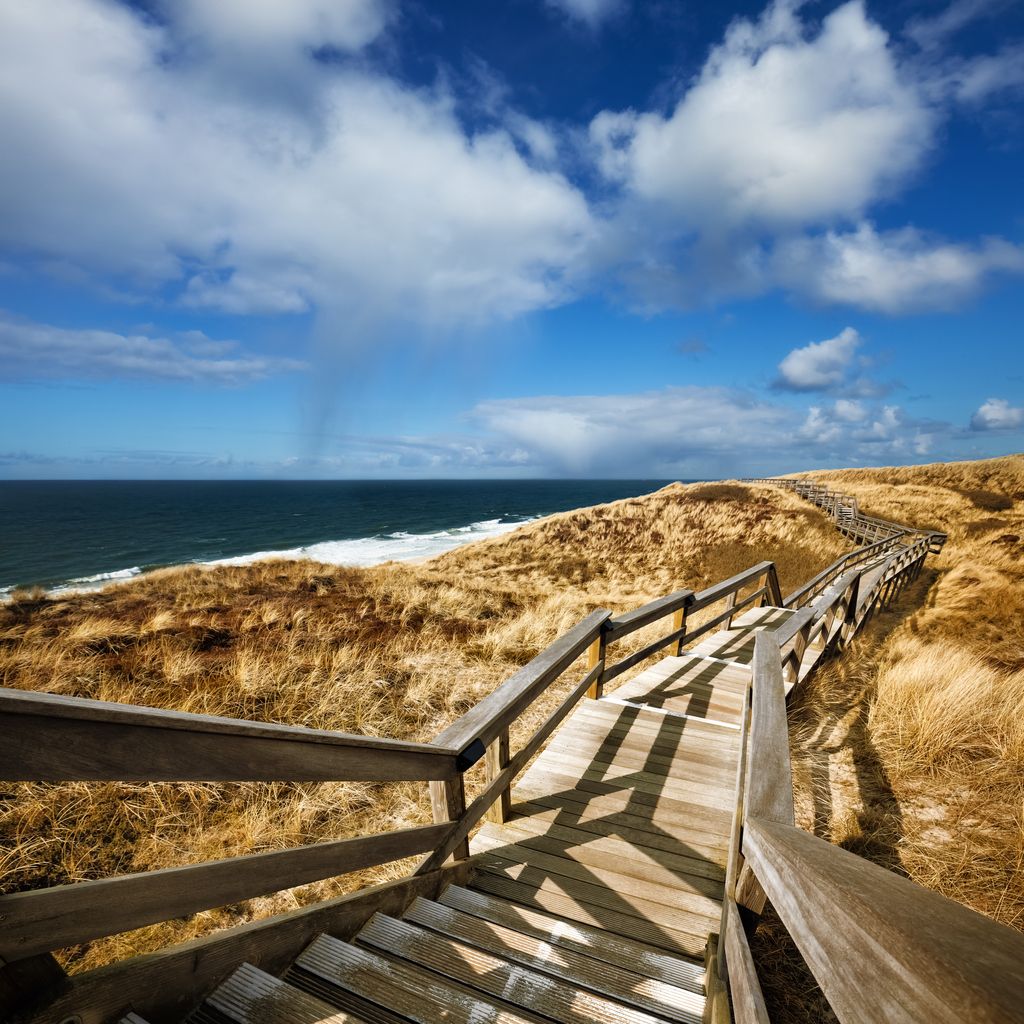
[479,815,727,881]
[205,963,364,1024]
[745,633,795,827]
[473,854,721,931]
[722,901,770,1024]
[605,589,694,644]
[0,823,453,963]
[520,755,737,811]
[484,729,511,825]
[438,884,706,989]
[509,798,731,861]
[432,609,610,755]
[23,860,474,1024]
[743,816,1024,1024]
[474,827,724,902]
[513,768,734,832]
[404,898,706,1022]
[428,774,469,861]
[358,914,691,1024]
[468,871,706,956]
[293,932,536,1024]
[0,688,459,783]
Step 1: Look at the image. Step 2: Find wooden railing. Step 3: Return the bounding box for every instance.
[713,481,1024,1024]
[5,477,1018,1024]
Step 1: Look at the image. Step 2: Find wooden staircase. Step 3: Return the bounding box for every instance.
[183,600,838,1024]
[191,883,706,1024]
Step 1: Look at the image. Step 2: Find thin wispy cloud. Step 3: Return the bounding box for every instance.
[0,315,306,385]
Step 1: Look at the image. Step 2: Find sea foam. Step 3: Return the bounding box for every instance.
[4,516,532,599]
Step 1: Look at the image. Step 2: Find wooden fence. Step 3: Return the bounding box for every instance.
[3,477,1021,1024]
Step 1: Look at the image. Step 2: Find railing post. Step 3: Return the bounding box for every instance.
[484,729,511,825]
[428,775,469,861]
[670,606,688,656]
[723,589,738,629]
[586,627,607,699]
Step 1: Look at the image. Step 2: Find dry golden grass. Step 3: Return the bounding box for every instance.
[0,480,846,973]
[751,454,1024,1023]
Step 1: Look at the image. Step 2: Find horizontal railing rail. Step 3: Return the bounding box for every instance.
[0,687,463,782]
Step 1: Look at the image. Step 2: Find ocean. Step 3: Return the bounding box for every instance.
[0,480,675,596]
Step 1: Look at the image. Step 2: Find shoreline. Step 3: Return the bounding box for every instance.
[2,514,539,602]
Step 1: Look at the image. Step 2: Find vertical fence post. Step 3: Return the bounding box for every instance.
[586,626,607,699]
[670,606,687,656]
[428,775,469,861]
[484,729,511,825]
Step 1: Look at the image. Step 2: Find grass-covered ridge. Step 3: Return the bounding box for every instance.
[0,480,846,971]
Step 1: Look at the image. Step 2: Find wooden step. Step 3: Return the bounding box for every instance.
[472,829,725,909]
[404,896,705,1022]
[199,963,367,1023]
[289,932,538,1024]
[480,814,727,883]
[440,885,705,990]
[470,867,709,956]
[358,912,684,1024]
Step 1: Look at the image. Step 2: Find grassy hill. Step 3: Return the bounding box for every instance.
[1,457,1020,983]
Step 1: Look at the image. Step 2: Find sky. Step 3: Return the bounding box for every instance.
[0,0,1022,480]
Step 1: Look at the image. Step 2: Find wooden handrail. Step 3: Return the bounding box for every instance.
[742,817,1024,1024]
[430,609,610,758]
[0,823,453,962]
[0,688,461,782]
[604,589,693,643]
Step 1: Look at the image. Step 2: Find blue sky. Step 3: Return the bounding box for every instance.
[0,0,1022,479]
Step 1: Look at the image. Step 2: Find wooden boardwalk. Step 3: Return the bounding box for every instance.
[187,605,805,1023]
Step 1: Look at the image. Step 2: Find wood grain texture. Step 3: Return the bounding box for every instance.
[722,901,770,1024]
[23,861,473,1024]
[0,823,453,961]
[743,816,1024,1024]
[0,688,459,782]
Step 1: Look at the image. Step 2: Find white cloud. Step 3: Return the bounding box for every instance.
[0,0,593,329]
[474,387,797,475]
[971,398,1024,431]
[591,1,932,229]
[834,398,868,421]
[771,223,1024,313]
[545,0,626,29]
[0,315,306,385]
[776,328,861,391]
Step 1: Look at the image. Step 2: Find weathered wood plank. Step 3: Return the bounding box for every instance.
[0,823,453,962]
[0,688,459,782]
[723,901,770,1024]
[605,589,694,644]
[743,816,1024,1024]
[23,861,474,1024]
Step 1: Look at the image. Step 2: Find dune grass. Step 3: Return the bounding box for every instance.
[750,454,1024,1022]
[0,480,846,973]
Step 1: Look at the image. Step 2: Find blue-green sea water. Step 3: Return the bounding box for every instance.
[0,480,677,595]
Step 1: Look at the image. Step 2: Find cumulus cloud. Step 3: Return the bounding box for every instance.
[776,328,861,391]
[771,223,1024,313]
[0,315,306,385]
[545,0,626,29]
[0,0,592,330]
[587,0,1024,314]
[591,1,932,229]
[970,397,1024,431]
